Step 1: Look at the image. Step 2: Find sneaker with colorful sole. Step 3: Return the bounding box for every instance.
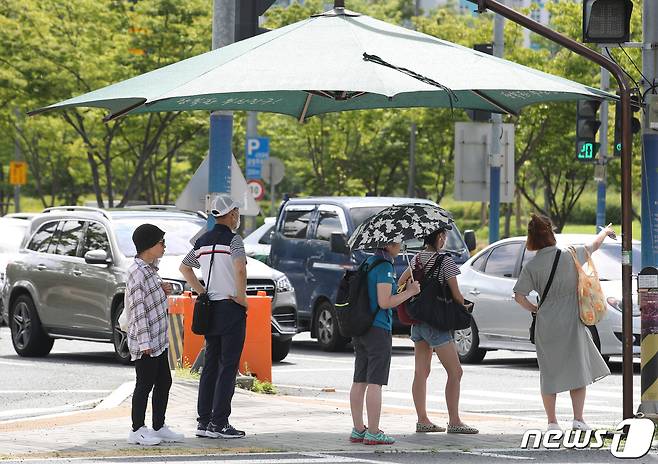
[363,430,395,445]
[350,427,367,443]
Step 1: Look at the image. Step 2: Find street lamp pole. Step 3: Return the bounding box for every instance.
[467,0,635,419]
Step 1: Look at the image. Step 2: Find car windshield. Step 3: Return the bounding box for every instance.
[349,207,388,229]
[114,218,207,257]
[0,224,28,253]
[349,206,466,253]
[591,243,641,280]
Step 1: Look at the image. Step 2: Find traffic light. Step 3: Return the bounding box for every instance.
[582,0,633,43]
[613,95,641,157]
[235,0,277,42]
[576,100,601,162]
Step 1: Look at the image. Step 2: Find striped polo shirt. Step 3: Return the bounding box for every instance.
[182,224,246,301]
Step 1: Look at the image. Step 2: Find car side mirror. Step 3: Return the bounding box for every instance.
[464,230,477,252]
[330,232,350,255]
[84,249,111,265]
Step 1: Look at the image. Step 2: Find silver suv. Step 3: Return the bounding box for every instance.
[2,206,297,364]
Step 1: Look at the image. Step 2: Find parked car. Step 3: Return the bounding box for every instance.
[2,206,297,364]
[269,196,476,351]
[244,217,275,263]
[455,234,641,364]
[0,217,32,325]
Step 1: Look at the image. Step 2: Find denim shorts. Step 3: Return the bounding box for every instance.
[410,322,453,348]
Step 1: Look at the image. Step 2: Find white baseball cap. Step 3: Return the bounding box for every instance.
[210,195,241,217]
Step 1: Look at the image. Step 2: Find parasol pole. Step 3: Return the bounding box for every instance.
[402,244,415,283]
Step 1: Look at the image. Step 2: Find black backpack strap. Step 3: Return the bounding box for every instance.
[539,249,561,308]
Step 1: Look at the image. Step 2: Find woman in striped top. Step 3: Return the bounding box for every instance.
[398,228,478,435]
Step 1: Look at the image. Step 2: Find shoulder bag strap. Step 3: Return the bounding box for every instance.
[419,252,445,284]
[205,244,216,292]
[539,249,561,309]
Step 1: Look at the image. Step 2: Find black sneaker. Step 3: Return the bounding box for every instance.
[206,422,245,439]
[196,422,209,438]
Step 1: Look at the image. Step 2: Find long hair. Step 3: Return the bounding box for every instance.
[526,213,556,251]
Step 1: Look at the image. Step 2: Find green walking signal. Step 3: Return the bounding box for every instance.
[576,100,601,162]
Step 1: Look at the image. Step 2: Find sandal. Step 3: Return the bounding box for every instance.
[416,422,446,433]
[447,424,479,434]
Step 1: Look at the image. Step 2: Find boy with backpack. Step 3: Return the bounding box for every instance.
[348,242,420,445]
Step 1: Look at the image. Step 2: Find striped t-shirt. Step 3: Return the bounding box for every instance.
[182,224,246,301]
[411,250,460,283]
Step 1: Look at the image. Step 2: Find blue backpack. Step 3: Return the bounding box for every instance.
[335,257,388,338]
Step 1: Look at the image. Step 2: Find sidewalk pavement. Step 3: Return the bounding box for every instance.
[0,377,552,460]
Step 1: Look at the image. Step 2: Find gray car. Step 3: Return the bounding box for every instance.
[455,234,641,363]
[2,206,297,364]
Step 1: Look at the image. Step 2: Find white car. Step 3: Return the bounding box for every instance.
[455,234,641,363]
[0,217,31,325]
[244,217,275,263]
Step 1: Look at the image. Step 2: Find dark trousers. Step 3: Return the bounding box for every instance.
[132,350,172,431]
[197,301,246,427]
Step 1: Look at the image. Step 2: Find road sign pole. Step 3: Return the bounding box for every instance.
[208,0,235,229]
[270,169,275,216]
[488,8,504,244]
[641,0,658,268]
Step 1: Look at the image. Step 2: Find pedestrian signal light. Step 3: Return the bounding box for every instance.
[576,100,601,162]
[613,96,641,157]
[582,0,633,43]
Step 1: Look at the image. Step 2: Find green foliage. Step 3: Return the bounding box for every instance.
[250,378,277,395]
[0,0,645,228]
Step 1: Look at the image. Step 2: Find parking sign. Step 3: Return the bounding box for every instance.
[245,137,270,179]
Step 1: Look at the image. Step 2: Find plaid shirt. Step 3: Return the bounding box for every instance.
[126,258,168,361]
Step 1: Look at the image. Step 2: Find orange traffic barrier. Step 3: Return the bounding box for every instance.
[168,292,204,368]
[168,291,272,382]
[239,291,272,382]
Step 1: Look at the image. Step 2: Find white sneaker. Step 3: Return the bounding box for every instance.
[128,426,161,446]
[547,422,562,431]
[153,424,184,442]
[572,419,591,431]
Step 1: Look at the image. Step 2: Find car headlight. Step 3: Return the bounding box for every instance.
[607,296,622,312]
[276,275,293,293]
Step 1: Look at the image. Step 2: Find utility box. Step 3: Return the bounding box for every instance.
[647,94,658,132]
[453,122,515,202]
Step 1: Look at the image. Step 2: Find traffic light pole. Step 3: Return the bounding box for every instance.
[596,68,610,232]
[469,0,636,419]
[641,0,658,269]
[208,0,235,228]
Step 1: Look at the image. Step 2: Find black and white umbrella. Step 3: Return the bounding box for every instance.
[347,203,454,250]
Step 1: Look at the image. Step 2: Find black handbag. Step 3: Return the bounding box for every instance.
[407,253,472,331]
[191,245,216,335]
[529,249,561,344]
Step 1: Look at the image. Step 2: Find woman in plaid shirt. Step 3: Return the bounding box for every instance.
[125,224,184,446]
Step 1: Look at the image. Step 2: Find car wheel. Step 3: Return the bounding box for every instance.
[454,319,486,364]
[315,301,349,352]
[272,337,292,362]
[10,294,54,357]
[112,302,132,365]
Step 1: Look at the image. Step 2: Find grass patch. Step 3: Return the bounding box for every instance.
[174,366,200,381]
[251,378,276,395]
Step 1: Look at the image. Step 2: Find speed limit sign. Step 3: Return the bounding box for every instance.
[247,179,265,201]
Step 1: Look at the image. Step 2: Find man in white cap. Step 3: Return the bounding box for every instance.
[179,195,248,439]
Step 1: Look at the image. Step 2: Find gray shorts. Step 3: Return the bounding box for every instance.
[352,326,392,386]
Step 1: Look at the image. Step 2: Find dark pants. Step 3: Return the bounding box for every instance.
[197,300,247,427]
[132,350,172,431]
